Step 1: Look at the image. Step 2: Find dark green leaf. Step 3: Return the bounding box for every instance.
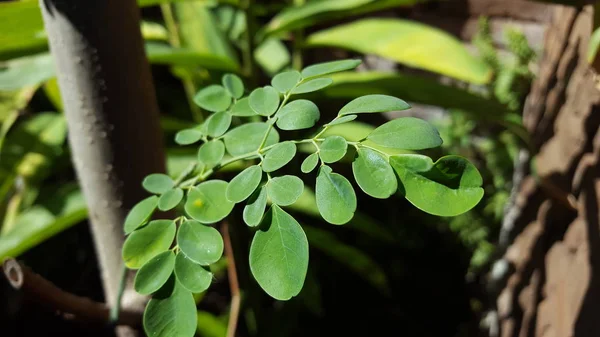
[175,128,203,145]
[134,251,176,295]
[226,165,263,203]
[276,99,320,130]
[143,278,197,337]
[197,140,225,170]
[301,153,319,173]
[267,175,304,206]
[158,188,184,211]
[243,185,268,227]
[249,86,280,117]
[143,174,175,194]
[319,136,347,163]
[301,59,361,79]
[366,117,442,150]
[194,85,232,113]
[184,180,234,224]
[390,154,484,216]
[316,166,356,224]
[204,111,232,137]
[272,70,302,93]
[174,253,213,293]
[177,220,224,265]
[222,74,244,99]
[352,148,397,198]
[262,141,297,172]
[124,196,159,234]
[224,122,280,156]
[338,94,410,115]
[229,98,256,117]
[249,205,308,300]
[292,78,333,94]
[327,115,357,126]
[123,220,176,269]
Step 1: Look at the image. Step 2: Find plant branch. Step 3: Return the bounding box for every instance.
[221,221,241,337]
[2,259,142,327]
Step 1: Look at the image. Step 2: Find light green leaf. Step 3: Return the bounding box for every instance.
[194,85,232,113]
[390,154,484,216]
[249,205,309,300]
[196,311,228,337]
[229,98,256,117]
[134,251,176,295]
[0,1,46,60]
[272,71,302,93]
[319,136,347,163]
[267,175,304,206]
[175,129,203,145]
[177,220,223,266]
[143,278,197,337]
[243,185,268,227]
[0,53,54,91]
[145,42,240,72]
[301,59,361,79]
[338,94,410,115]
[226,165,263,203]
[224,122,280,156]
[124,196,159,234]
[306,19,491,84]
[254,38,290,75]
[292,78,333,94]
[222,74,244,99]
[174,253,213,293]
[262,142,297,172]
[204,111,232,137]
[276,99,320,130]
[143,174,175,194]
[249,86,280,117]
[198,140,225,170]
[123,220,176,269]
[352,148,397,198]
[316,166,356,224]
[301,153,319,173]
[185,180,234,224]
[327,115,357,126]
[366,117,442,150]
[158,188,184,211]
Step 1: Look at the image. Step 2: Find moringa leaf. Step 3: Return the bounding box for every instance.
[243,185,268,227]
[267,175,304,206]
[319,136,347,163]
[272,70,302,93]
[204,111,232,137]
[143,277,197,337]
[229,97,257,117]
[193,85,232,113]
[158,188,184,211]
[175,129,203,145]
[184,180,234,224]
[134,251,176,295]
[177,220,224,265]
[174,252,213,293]
[124,196,159,234]
[352,148,397,198]
[338,94,410,116]
[315,166,356,225]
[301,153,319,173]
[249,86,280,117]
[222,73,244,99]
[197,140,225,170]
[224,122,280,156]
[122,220,176,269]
[301,59,362,79]
[262,141,297,172]
[366,117,442,150]
[226,165,263,203]
[292,78,333,94]
[327,115,357,126]
[276,99,320,131]
[143,174,175,194]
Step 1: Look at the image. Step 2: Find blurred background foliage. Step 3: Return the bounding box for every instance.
[0,0,538,336]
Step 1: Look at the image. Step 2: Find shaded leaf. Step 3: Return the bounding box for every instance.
[267,175,304,206]
[262,141,297,172]
[301,153,319,173]
[319,136,347,163]
[143,174,174,194]
[301,59,361,79]
[177,220,224,265]
[224,122,280,156]
[222,73,244,99]
[292,78,333,94]
[134,251,176,295]
[272,70,302,93]
[123,220,176,269]
[185,180,234,224]
[198,140,225,169]
[226,165,263,203]
[193,85,232,113]
[390,154,484,216]
[276,99,320,131]
[249,205,308,300]
[243,185,268,227]
[204,111,232,137]
[366,117,442,150]
[352,148,397,198]
[338,94,410,115]
[316,166,356,224]
[158,188,184,211]
[143,277,197,337]
[249,86,280,117]
[174,253,213,293]
[124,196,159,234]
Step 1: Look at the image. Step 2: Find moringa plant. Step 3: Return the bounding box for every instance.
[121,59,484,337]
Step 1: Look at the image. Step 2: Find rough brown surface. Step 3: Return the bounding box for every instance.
[496,4,600,337]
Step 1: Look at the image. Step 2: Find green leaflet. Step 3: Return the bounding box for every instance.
[366,117,442,150]
[272,70,302,93]
[338,94,410,115]
[134,251,176,295]
[249,86,280,117]
[124,196,159,234]
[315,166,356,224]
[262,141,297,172]
[175,129,203,145]
[197,140,225,170]
[177,220,224,265]
[301,59,362,79]
[158,188,184,211]
[249,205,309,300]
[352,148,397,198]
[224,122,280,156]
[292,78,333,94]
[193,85,232,113]
[222,73,244,99]
[203,111,232,138]
[276,100,320,131]
[123,220,176,269]
[174,253,213,293]
[389,154,484,216]
[184,180,234,224]
[319,136,347,163]
[229,97,256,117]
[243,185,268,227]
[301,153,319,173]
[267,175,304,206]
[143,277,197,337]
[143,174,174,194]
[226,165,263,203]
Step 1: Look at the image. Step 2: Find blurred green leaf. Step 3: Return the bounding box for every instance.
[194,85,232,113]
[301,59,361,79]
[177,220,224,265]
[222,74,244,99]
[175,129,203,145]
[0,53,54,91]
[196,311,227,337]
[145,42,240,72]
[272,71,302,93]
[0,1,46,60]
[306,19,492,84]
[254,38,290,76]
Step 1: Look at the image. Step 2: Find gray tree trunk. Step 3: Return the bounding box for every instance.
[39,0,167,332]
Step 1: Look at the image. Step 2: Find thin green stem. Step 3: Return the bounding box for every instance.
[110,264,128,324]
[257,93,291,151]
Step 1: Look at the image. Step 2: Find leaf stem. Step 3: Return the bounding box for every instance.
[109,264,128,324]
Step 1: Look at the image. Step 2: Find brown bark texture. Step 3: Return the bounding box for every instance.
[495,4,600,337]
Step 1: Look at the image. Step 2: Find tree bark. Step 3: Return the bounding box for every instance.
[39,0,166,333]
[492,4,600,337]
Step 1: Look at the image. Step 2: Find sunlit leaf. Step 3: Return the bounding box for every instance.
[352,148,397,198]
[301,59,361,79]
[262,141,297,172]
[124,196,159,234]
[134,251,176,295]
[174,252,213,293]
[267,175,304,206]
[243,185,268,227]
[249,86,280,117]
[158,188,184,211]
[338,94,410,116]
[316,165,356,224]
[185,180,234,224]
[301,153,319,173]
[177,220,224,265]
[123,220,176,269]
[272,70,302,93]
[276,99,320,131]
[197,140,225,170]
[292,78,333,94]
[366,117,442,150]
[222,73,244,99]
[143,277,197,337]
[224,122,280,156]
[390,154,484,216]
[194,85,232,113]
[319,136,347,163]
[143,174,175,194]
[226,165,263,203]
[249,205,308,300]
